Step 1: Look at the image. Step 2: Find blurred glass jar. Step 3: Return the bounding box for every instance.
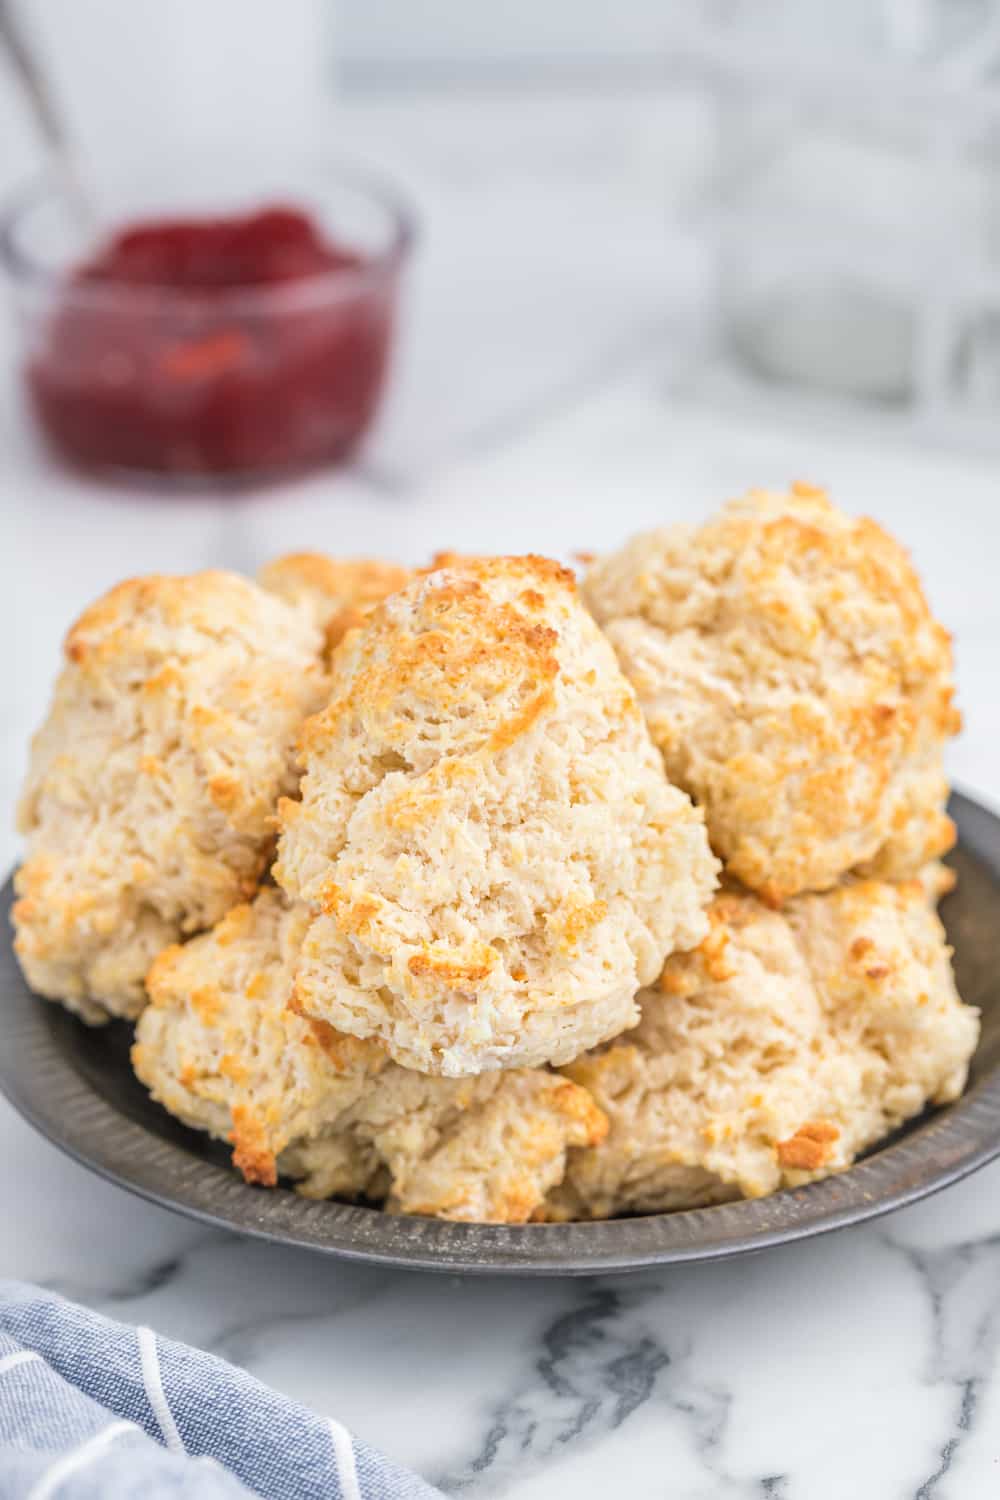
[0,159,414,482]
[686,0,1000,409]
[706,83,953,403]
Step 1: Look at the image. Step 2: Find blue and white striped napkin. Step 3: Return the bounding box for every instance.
[0,1281,444,1499]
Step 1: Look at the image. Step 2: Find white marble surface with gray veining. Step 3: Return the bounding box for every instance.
[2,87,1000,1500]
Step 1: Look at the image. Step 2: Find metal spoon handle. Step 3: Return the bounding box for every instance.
[0,0,92,221]
[0,0,69,154]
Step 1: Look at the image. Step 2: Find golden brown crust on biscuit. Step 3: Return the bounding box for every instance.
[775,1120,840,1171]
[556,871,978,1218]
[133,889,604,1221]
[230,1106,278,1187]
[14,572,326,1021]
[258,553,412,653]
[276,554,718,1075]
[584,486,959,901]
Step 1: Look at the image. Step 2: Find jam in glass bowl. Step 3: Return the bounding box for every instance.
[0,161,414,482]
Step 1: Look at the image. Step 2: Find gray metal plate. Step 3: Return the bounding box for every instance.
[2,790,998,1274]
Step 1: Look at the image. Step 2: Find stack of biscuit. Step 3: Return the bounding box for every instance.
[12,484,980,1222]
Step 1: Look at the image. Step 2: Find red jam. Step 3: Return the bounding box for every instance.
[27,206,398,478]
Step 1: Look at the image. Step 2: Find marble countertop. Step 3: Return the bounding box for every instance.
[3,87,1000,1500]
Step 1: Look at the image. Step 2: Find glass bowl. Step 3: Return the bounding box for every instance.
[0,159,415,484]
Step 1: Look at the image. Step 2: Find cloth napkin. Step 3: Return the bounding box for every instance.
[0,1281,445,1499]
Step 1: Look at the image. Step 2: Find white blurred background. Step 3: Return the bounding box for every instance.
[1,0,999,866]
[6,0,1000,455]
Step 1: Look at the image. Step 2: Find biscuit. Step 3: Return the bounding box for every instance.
[553,874,978,1218]
[134,890,387,1190]
[258,553,411,654]
[289,1066,606,1222]
[133,889,606,1221]
[14,572,326,1021]
[275,554,718,1074]
[584,484,959,902]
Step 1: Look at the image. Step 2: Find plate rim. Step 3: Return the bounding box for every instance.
[2,787,999,1277]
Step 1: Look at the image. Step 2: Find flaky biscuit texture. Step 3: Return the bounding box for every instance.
[15,572,325,1020]
[553,873,977,1218]
[584,485,959,902]
[276,554,718,1074]
[259,552,412,655]
[133,889,606,1221]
